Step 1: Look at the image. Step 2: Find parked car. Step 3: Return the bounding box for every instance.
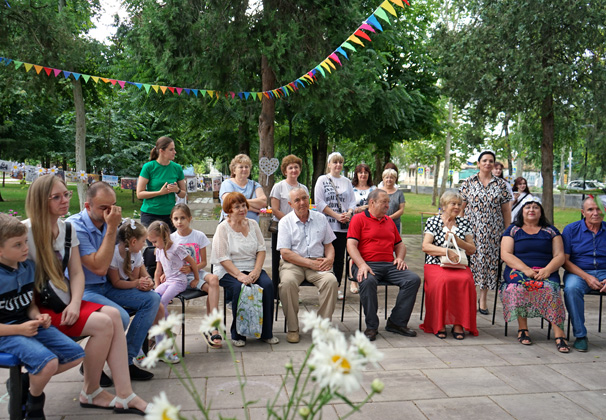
[567,180,605,190]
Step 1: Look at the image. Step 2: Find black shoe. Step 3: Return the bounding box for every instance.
[385,318,417,337]
[364,328,378,341]
[25,391,45,420]
[478,299,489,315]
[129,364,154,381]
[79,364,114,388]
[6,371,29,416]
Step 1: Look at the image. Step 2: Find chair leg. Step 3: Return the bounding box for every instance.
[384,285,388,320]
[359,298,362,331]
[223,289,227,327]
[420,280,425,320]
[547,321,552,340]
[8,365,23,420]
[179,296,186,357]
[567,314,571,341]
[504,321,507,337]
[541,318,544,330]
[600,295,603,333]
[492,263,502,325]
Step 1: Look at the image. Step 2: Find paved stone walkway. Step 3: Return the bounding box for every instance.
[2,235,605,419]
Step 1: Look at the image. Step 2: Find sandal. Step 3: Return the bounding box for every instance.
[451,327,465,340]
[555,337,570,353]
[434,330,447,339]
[232,339,246,347]
[203,330,223,349]
[112,393,146,416]
[517,329,532,345]
[350,281,359,294]
[262,336,280,345]
[80,387,114,410]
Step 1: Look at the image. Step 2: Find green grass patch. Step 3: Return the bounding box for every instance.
[0,183,585,231]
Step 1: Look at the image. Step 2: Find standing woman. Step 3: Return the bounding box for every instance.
[492,162,514,202]
[381,168,406,233]
[269,155,309,287]
[352,163,376,214]
[459,150,512,315]
[314,152,356,299]
[219,154,267,222]
[24,175,149,414]
[510,177,532,223]
[137,136,186,231]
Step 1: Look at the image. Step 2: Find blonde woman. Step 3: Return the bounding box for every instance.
[314,152,356,297]
[219,154,267,222]
[24,175,149,415]
[381,168,406,233]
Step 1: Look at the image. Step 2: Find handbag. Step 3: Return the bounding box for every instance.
[40,222,72,313]
[440,231,468,269]
[268,220,279,234]
[235,283,264,338]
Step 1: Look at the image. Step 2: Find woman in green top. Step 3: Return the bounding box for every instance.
[137,136,186,231]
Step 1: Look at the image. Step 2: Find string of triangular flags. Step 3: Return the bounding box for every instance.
[0,0,409,101]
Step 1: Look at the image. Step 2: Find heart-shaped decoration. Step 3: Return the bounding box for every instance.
[259,157,280,177]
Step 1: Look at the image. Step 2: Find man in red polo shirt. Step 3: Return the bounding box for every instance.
[347,189,420,341]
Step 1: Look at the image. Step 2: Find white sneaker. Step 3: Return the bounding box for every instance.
[160,350,180,364]
[338,290,344,300]
[134,349,146,367]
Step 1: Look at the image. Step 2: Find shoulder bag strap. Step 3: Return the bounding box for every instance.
[326,176,345,213]
[62,222,72,271]
[511,192,529,213]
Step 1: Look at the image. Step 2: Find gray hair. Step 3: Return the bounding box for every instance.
[288,187,309,200]
[439,191,464,208]
[382,168,397,179]
[582,196,597,210]
[368,188,387,202]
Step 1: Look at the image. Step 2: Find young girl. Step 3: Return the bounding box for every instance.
[107,219,166,363]
[170,204,222,348]
[148,219,199,315]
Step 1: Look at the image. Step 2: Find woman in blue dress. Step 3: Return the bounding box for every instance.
[500,197,569,353]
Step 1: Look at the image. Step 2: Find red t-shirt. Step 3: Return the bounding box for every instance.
[347,210,401,262]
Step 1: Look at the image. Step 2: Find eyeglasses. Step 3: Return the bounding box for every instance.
[49,191,73,202]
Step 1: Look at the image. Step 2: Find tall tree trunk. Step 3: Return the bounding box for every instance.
[72,79,87,210]
[258,54,276,202]
[414,162,419,194]
[541,93,555,222]
[502,113,512,175]
[432,155,441,206]
[238,123,250,156]
[439,101,453,197]
[311,131,328,201]
[559,146,566,208]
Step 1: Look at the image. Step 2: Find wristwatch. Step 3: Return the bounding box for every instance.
[177,188,181,195]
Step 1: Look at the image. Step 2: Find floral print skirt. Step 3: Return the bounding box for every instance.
[500,270,566,329]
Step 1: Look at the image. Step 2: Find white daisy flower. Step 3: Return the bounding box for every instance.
[350,330,384,366]
[148,312,183,338]
[198,308,226,336]
[144,391,180,420]
[301,311,341,345]
[308,339,364,394]
[141,339,173,369]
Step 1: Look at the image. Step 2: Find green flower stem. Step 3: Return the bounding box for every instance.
[290,368,313,420]
[334,390,377,419]
[225,335,251,420]
[281,344,314,420]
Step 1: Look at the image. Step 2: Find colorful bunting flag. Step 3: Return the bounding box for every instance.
[0,0,411,102]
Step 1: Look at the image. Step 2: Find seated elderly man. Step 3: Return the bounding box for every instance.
[277,187,338,343]
[562,196,606,352]
[347,189,421,341]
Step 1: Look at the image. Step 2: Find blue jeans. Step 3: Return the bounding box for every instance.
[563,269,606,338]
[0,326,84,375]
[219,270,274,341]
[83,282,161,364]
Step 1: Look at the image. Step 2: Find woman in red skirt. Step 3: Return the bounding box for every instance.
[24,175,149,415]
[420,191,478,339]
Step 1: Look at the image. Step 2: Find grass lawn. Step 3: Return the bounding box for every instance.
[0,183,584,233]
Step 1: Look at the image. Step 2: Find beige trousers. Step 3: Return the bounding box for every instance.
[278,260,338,332]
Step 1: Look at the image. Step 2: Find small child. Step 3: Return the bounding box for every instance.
[170,204,222,348]
[108,219,165,364]
[148,221,199,360]
[0,214,84,419]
